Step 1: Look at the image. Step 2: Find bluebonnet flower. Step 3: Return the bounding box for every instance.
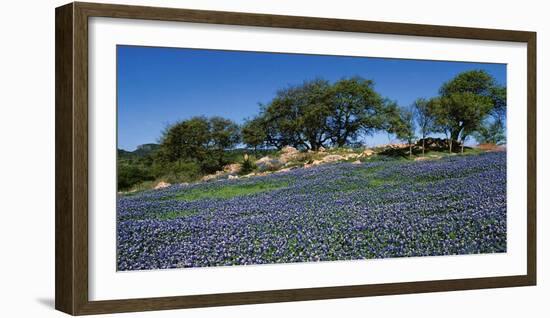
[117,152,506,271]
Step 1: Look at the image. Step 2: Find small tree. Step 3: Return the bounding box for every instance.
[158,116,240,173]
[394,107,416,159]
[158,116,210,163]
[429,70,505,153]
[239,153,256,175]
[209,116,241,168]
[382,103,416,159]
[474,120,506,145]
[242,116,267,153]
[428,93,493,153]
[412,98,435,155]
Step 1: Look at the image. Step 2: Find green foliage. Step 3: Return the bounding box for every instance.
[440,69,497,96]
[255,77,386,150]
[328,77,386,147]
[385,105,415,143]
[412,98,436,155]
[242,117,268,151]
[489,86,507,121]
[118,71,507,191]
[430,70,506,146]
[154,160,202,184]
[158,116,210,162]
[413,98,435,139]
[158,116,240,173]
[429,92,493,143]
[474,120,506,145]
[394,107,416,150]
[259,78,332,150]
[172,181,289,201]
[240,154,256,175]
[209,116,241,167]
[300,79,334,150]
[118,164,155,191]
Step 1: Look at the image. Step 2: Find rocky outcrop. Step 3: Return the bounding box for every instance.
[361,149,375,157]
[201,171,226,182]
[415,138,461,151]
[322,154,346,163]
[281,146,299,154]
[279,146,301,164]
[223,163,242,174]
[154,181,171,189]
[255,156,283,171]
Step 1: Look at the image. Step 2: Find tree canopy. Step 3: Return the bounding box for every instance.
[243,77,388,150]
[158,116,241,173]
[429,70,506,151]
[160,71,506,159]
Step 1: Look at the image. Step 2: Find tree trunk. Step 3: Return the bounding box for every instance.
[450,129,461,143]
[461,141,464,154]
[337,137,346,148]
[409,143,413,159]
[310,143,318,151]
[448,138,453,154]
[422,137,425,156]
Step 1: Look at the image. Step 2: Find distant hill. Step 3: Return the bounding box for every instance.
[118,143,160,158]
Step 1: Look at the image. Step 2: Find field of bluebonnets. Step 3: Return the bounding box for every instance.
[117,151,506,271]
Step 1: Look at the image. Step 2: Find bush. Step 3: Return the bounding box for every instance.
[239,155,256,175]
[118,164,155,191]
[156,161,202,184]
[199,156,223,174]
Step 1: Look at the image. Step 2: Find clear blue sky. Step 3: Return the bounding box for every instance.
[117,45,506,151]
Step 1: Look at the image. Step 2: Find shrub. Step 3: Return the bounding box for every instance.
[118,164,155,191]
[239,155,256,175]
[158,161,202,184]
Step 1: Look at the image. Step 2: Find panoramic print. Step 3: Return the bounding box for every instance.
[116,46,507,271]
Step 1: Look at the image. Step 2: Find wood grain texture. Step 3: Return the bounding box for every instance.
[55,3,75,314]
[75,1,533,42]
[526,33,537,285]
[55,2,537,315]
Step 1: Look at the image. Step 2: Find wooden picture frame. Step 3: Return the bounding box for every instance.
[55,2,536,315]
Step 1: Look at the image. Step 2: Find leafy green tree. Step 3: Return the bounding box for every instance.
[158,116,240,172]
[158,116,210,163]
[117,164,155,190]
[378,99,403,142]
[261,79,332,150]
[474,120,506,145]
[257,77,389,150]
[489,85,507,122]
[299,80,333,150]
[262,89,306,149]
[429,70,504,153]
[412,98,435,155]
[328,77,385,147]
[388,106,416,159]
[440,70,497,96]
[241,116,268,153]
[209,116,241,167]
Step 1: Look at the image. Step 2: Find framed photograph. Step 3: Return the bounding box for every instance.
[55,2,536,315]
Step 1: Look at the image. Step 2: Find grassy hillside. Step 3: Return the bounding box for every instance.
[117,151,506,270]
